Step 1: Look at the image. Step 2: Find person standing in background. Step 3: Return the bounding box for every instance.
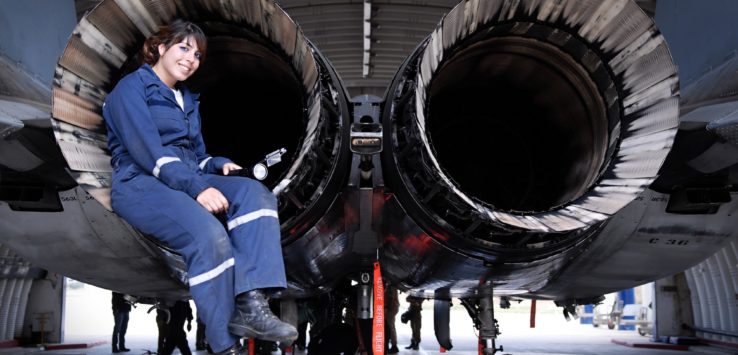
[384,285,400,354]
[156,306,168,355]
[160,300,194,355]
[195,315,208,351]
[401,296,424,350]
[111,292,131,353]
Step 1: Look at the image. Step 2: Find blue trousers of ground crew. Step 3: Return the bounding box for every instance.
[111,174,287,353]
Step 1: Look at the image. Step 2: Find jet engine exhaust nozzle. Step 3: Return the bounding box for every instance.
[382,0,680,254]
[51,0,352,236]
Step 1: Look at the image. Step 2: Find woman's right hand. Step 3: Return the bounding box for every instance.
[196,187,229,214]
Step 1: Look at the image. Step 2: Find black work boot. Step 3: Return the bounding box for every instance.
[119,339,130,352]
[228,290,298,342]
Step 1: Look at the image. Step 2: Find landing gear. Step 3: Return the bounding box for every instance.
[460,286,504,355]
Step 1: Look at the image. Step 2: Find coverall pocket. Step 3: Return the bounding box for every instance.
[150,106,186,136]
[128,174,158,193]
[116,165,155,193]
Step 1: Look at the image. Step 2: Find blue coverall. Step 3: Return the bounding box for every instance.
[103,64,287,353]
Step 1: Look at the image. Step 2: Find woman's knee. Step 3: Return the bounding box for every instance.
[186,220,232,261]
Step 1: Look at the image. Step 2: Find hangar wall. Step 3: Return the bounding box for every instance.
[685,239,738,347]
[0,245,33,341]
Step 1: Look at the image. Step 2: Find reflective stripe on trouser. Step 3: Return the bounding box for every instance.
[111,173,287,352]
[220,175,286,294]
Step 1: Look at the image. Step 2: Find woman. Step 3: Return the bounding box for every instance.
[103,20,297,354]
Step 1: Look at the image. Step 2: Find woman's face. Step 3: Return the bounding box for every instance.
[153,36,203,87]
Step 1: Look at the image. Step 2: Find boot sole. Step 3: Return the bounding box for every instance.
[228,322,298,343]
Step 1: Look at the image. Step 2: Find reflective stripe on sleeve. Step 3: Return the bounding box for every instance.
[188,257,235,287]
[152,156,181,178]
[198,156,212,170]
[227,209,279,231]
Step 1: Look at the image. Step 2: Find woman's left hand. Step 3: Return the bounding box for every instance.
[222,162,243,175]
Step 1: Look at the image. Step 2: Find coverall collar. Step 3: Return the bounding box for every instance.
[139,64,200,114]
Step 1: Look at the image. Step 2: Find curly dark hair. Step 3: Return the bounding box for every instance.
[142,19,207,65]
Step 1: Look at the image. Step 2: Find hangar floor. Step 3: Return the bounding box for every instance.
[1,283,735,355]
